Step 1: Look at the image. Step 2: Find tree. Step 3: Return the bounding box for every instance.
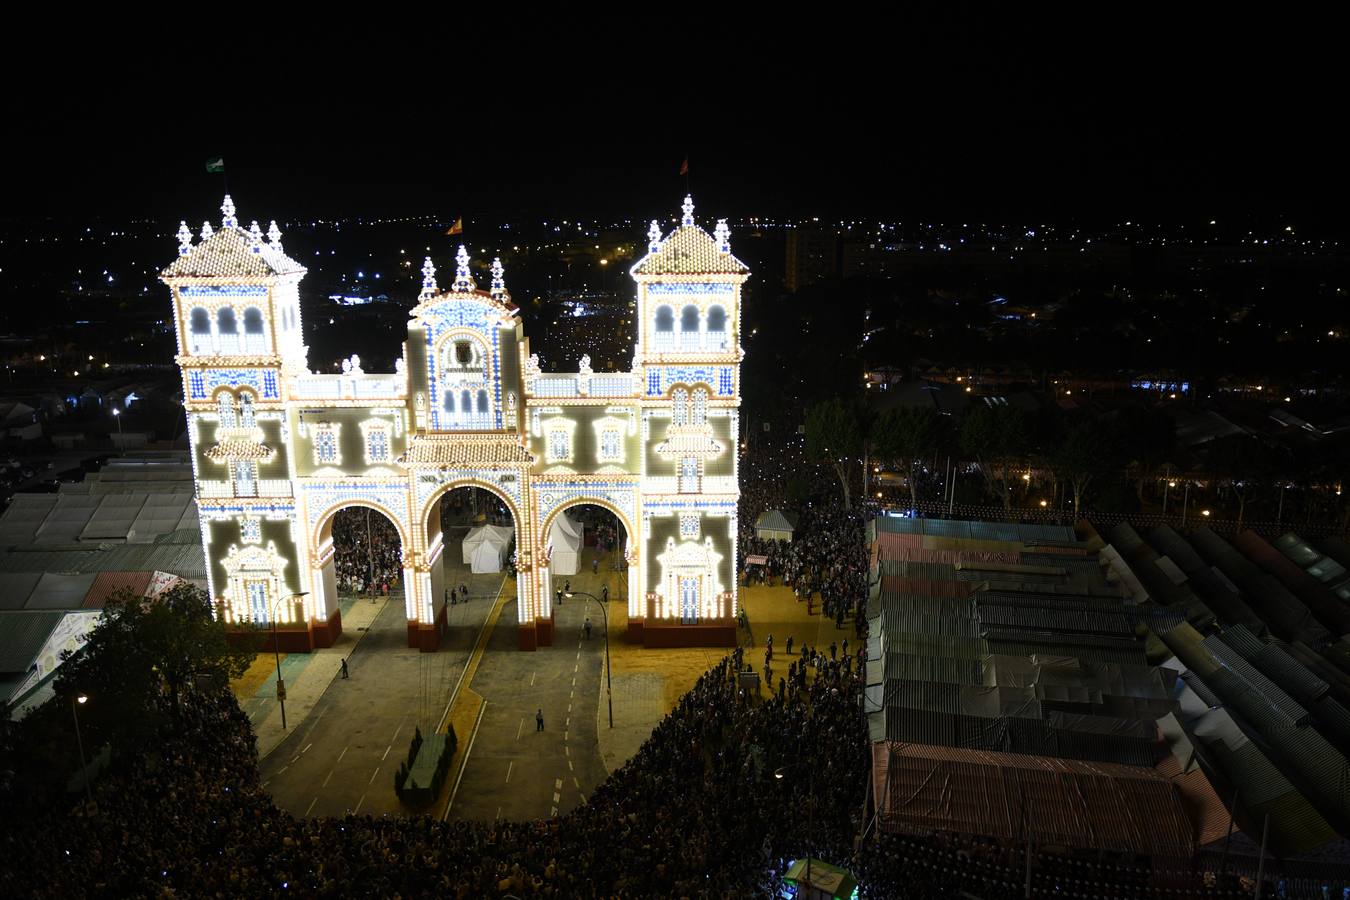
[805,398,863,506]
[1050,419,1119,517]
[1115,405,1177,503]
[1206,434,1283,531]
[56,582,256,720]
[959,403,1030,511]
[873,406,949,509]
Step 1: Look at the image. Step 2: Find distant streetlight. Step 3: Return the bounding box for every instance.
[564,591,612,728]
[71,694,93,808]
[112,407,124,456]
[1202,509,1211,517]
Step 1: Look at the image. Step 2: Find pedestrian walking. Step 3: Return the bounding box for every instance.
[786,636,794,656]
[535,709,544,731]
[601,585,609,603]
[564,580,571,594]
[830,641,837,661]
[584,617,592,640]
[592,557,599,574]
[340,658,349,679]
[556,588,563,606]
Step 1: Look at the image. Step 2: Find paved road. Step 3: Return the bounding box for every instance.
[448,555,615,823]
[258,562,502,818]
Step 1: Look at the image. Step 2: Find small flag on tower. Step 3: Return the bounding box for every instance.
[446,216,464,236]
[679,156,689,176]
[205,157,225,174]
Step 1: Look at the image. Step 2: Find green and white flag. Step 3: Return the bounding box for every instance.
[205,157,225,173]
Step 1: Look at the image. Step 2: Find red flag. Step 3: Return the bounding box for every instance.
[445,216,463,236]
[679,156,689,176]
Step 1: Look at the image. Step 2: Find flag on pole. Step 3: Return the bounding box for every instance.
[205,157,225,174]
[679,156,689,176]
[446,216,463,236]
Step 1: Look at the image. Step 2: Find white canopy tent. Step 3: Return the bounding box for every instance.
[754,509,798,542]
[462,524,513,573]
[548,514,584,576]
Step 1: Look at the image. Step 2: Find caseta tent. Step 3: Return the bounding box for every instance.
[462,524,513,573]
[754,509,797,542]
[548,514,585,576]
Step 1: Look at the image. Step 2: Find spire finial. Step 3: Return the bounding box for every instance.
[176,221,193,256]
[714,218,730,253]
[490,257,506,298]
[420,256,438,298]
[248,220,263,253]
[681,194,695,226]
[267,220,282,251]
[221,194,237,229]
[647,220,662,253]
[201,220,214,241]
[452,245,474,292]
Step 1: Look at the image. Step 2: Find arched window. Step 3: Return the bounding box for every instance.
[477,390,488,414]
[189,307,212,354]
[243,307,266,353]
[654,305,674,351]
[216,307,238,353]
[444,391,456,413]
[679,305,700,350]
[706,305,727,350]
[239,393,255,428]
[217,393,237,428]
[672,387,688,426]
[692,388,707,425]
[461,390,471,419]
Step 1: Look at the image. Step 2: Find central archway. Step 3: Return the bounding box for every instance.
[539,498,638,642]
[417,479,523,652]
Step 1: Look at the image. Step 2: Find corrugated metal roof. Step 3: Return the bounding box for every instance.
[1190,528,1331,647]
[0,610,64,672]
[1234,530,1350,637]
[873,741,1194,857]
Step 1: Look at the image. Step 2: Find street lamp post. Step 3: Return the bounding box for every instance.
[564,591,612,728]
[71,694,93,808]
[1181,481,1191,528]
[269,592,310,731]
[112,407,124,457]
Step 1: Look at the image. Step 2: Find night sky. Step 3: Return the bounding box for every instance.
[4,14,1342,227]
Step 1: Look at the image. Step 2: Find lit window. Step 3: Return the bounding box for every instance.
[600,429,622,462]
[240,517,261,544]
[239,393,255,428]
[692,388,707,425]
[672,388,688,426]
[314,426,338,465]
[547,429,570,463]
[234,460,257,497]
[680,457,699,493]
[217,393,236,428]
[679,512,700,539]
[366,427,391,464]
[246,580,269,623]
[680,576,700,624]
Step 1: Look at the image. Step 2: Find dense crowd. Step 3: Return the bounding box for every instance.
[2,651,870,898]
[331,508,403,595]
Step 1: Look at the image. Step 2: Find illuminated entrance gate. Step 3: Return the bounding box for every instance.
[163,195,746,650]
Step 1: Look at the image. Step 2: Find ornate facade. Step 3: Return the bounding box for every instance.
[161,196,746,650]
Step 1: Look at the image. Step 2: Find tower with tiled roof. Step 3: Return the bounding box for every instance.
[627,195,747,644]
[161,196,311,637]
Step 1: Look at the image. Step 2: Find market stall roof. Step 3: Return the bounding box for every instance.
[872,741,1195,858]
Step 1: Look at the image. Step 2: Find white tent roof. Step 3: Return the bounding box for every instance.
[554,514,583,540]
[754,509,797,533]
[80,494,148,542]
[0,495,58,545]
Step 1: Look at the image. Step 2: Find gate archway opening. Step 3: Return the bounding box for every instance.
[540,500,636,643]
[416,482,521,652]
[309,503,410,649]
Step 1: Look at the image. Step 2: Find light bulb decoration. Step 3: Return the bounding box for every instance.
[221,194,238,229]
[176,221,193,256]
[681,194,695,226]
[452,245,473,292]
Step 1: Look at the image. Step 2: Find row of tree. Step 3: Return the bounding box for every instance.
[804,397,1348,528]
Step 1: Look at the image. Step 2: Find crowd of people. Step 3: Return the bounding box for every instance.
[331,508,403,596]
[2,648,872,898]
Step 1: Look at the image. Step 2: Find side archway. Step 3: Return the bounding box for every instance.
[308,500,413,649]
[538,496,639,639]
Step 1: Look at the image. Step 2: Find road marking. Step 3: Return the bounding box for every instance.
[530,672,536,686]
[571,676,576,687]
[568,759,573,771]
[322,768,335,788]
[552,792,561,803]
[555,778,563,790]
[354,793,366,814]
[336,746,349,764]
[304,797,318,817]
[260,780,269,789]
[565,746,570,756]
[505,761,514,784]
[573,663,578,673]
[568,703,572,713]
[291,753,301,764]
[551,806,558,816]
[495,806,501,820]
[443,699,488,821]
[391,716,406,745]
[515,718,524,740]
[302,743,312,755]
[368,766,380,785]
[278,765,289,774]
[566,717,570,726]
[381,745,391,761]
[573,776,580,789]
